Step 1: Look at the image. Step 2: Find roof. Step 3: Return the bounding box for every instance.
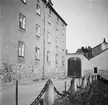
[89,48,108,60]
[42,0,67,26]
[92,38,108,50]
[92,43,102,50]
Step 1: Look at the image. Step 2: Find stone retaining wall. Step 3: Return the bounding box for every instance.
[0,61,66,83]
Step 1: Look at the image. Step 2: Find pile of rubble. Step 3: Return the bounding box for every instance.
[54,79,108,105]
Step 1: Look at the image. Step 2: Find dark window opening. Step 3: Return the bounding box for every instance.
[94,67,97,73]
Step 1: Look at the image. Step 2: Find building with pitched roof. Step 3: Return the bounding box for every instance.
[66,38,108,79]
[0,0,67,81]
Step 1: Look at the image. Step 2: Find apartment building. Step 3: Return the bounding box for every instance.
[0,0,67,81]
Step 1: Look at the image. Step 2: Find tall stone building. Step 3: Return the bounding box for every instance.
[0,0,67,82]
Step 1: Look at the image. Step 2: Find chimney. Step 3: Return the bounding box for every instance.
[81,47,84,50]
[46,0,53,6]
[103,38,106,43]
[66,49,68,53]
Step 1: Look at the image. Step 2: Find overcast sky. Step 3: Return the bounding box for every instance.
[53,0,108,53]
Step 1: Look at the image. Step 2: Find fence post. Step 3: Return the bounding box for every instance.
[65,81,66,92]
[16,80,18,105]
[43,82,54,105]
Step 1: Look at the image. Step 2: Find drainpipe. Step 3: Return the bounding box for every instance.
[42,2,47,80]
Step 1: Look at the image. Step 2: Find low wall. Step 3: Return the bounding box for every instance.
[83,69,108,79]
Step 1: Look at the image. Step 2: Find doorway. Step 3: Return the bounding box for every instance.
[68,57,81,77]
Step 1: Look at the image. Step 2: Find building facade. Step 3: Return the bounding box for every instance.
[0,0,67,82]
[76,46,92,59]
[66,38,108,79]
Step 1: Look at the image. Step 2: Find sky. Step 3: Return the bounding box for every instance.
[53,0,108,53]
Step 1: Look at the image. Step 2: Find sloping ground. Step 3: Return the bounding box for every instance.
[54,79,108,105]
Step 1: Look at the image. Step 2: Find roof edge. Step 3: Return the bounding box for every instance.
[42,0,67,26]
[89,48,108,60]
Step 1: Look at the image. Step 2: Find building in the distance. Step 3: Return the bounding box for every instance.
[76,46,92,59]
[66,38,108,79]
[0,0,67,82]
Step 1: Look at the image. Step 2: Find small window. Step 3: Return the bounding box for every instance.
[48,15,51,24]
[94,67,97,73]
[55,54,58,64]
[19,13,26,30]
[21,0,27,4]
[56,37,58,47]
[56,17,59,30]
[36,24,41,37]
[62,27,65,35]
[48,9,51,15]
[57,17,59,23]
[18,41,25,57]
[62,23,64,27]
[35,47,40,60]
[62,48,64,52]
[47,32,51,43]
[56,23,59,30]
[36,4,41,15]
[62,56,65,65]
[47,51,50,63]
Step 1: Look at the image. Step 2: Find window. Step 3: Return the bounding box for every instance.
[57,17,59,23]
[48,9,51,15]
[36,24,41,37]
[62,28,65,35]
[48,15,51,24]
[55,54,58,64]
[21,0,27,4]
[35,47,40,60]
[94,67,97,73]
[62,48,64,52]
[47,51,50,63]
[56,23,59,30]
[19,13,26,30]
[36,4,41,15]
[18,41,25,57]
[56,37,58,47]
[56,17,59,30]
[62,56,65,65]
[62,23,64,27]
[47,32,51,43]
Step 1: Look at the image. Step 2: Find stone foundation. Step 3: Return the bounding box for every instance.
[0,61,66,83]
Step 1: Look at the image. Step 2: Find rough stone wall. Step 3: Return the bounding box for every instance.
[44,66,66,80]
[0,61,66,83]
[0,61,43,83]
